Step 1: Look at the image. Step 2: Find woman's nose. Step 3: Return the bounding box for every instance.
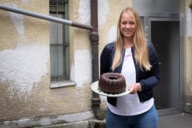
[126,23,130,28]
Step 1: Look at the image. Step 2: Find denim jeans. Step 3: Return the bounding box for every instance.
[106,105,158,128]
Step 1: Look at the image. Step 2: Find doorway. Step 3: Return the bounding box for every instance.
[144,17,182,116]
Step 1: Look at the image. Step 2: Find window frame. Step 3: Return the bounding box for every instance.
[49,0,76,88]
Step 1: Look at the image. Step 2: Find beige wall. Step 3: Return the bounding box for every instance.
[0,0,51,121]
[0,0,93,122]
[0,0,92,122]
[185,0,192,105]
[0,0,132,124]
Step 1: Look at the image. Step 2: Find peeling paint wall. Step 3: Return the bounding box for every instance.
[0,0,131,126]
[0,0,50,121]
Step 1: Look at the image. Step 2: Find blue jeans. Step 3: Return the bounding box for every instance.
[106,105,158,128]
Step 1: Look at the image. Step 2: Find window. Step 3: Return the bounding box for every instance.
[49,0,69,82]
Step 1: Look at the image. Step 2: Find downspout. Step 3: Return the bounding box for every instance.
[90,0,103,120]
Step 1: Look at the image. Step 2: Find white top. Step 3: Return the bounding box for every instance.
[108,48,154,116]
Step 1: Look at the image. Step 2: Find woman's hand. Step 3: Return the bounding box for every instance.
[128,83,142,94]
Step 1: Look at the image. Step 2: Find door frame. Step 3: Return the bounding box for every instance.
[142,15,184,117]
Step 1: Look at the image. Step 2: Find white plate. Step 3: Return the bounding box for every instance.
[91,81,130,97]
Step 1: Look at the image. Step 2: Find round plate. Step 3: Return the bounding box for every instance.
[91,81,130,97]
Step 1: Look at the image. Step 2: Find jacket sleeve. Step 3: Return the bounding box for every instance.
[139,42,160,91]
[100,44,113,75]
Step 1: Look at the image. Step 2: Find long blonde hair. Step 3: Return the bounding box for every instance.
[111,7,151,71]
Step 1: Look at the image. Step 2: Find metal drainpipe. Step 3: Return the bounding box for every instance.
[90,0,103,120]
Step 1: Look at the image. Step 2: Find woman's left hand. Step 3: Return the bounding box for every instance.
[128,83,142,94]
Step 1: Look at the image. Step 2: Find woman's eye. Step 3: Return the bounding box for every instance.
[122,22,127,25]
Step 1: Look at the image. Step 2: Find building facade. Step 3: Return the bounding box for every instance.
[0,0,192,127]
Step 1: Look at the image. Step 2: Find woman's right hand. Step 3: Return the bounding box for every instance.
[128,83,142,94]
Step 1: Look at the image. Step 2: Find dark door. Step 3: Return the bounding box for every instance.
[151,21,180,110]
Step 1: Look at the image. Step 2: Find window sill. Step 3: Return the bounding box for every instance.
[50,80,76,89]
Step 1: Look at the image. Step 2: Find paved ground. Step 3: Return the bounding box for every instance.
[37,113,192,128]
[158,113,192,128]
[1,113,192,128]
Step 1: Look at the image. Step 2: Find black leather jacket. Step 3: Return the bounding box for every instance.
[100,42,160,106]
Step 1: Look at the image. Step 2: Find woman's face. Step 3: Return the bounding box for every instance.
[120,12,136,39]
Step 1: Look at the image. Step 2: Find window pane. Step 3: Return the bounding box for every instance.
[50,20,57,44]
[50,14,63,45]
[58,23,64,44]
[50,46,58,76]
[58,46,64,76]
[49,0,69,81]
[50,13,65,80]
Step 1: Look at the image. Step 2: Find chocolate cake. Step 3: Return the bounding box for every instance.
[98,72,126,94]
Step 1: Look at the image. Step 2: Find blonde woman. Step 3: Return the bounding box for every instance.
[100,6,160,128]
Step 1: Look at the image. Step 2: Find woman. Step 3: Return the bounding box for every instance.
[100,6,160,128]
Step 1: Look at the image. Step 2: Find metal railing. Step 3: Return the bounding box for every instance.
[0,4,93,30]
